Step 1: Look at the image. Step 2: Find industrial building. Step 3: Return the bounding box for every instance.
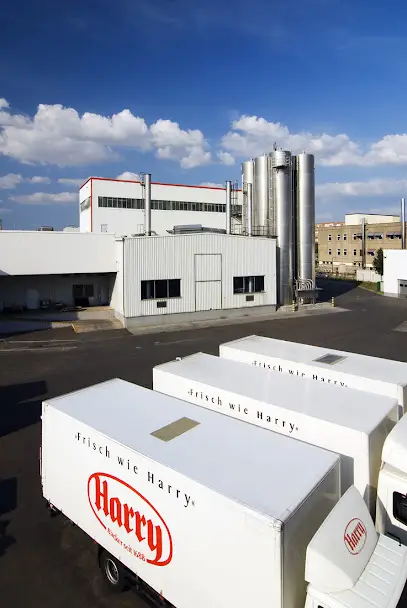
[0,231,276,327]
[383,250,407,297]
[317,214,407,273]
[79,177,243,236]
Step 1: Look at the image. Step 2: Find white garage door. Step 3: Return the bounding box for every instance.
[194,254,222,311]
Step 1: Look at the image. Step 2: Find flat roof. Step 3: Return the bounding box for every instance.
[223,336,407,388]
[155,352,397,433]
[80,176,242,192]
[44,378,338,523]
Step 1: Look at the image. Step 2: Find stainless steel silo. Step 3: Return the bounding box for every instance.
[272,150,293,305]
[296,153,315,283]
[253,154,269,236]
[241,160,254,234]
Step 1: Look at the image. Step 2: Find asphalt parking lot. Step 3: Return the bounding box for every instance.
[2,281,407,607]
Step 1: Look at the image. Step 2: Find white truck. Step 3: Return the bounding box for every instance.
[219,335,407,417]
[152,352,407,542]
[41,378,407,608]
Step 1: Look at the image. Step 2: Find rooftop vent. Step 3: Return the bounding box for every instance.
[313,354,346,366]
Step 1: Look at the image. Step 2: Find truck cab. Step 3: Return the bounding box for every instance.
[377,413,407,546]
[304,486,407,608]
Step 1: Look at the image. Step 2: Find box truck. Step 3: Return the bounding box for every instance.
[152,353,407,542]
[219,335,407,417]
[41,378,407,608]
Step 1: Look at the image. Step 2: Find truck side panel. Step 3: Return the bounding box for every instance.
[41,405,280,608]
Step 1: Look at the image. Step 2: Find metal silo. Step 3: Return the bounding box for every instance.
[253,154,269,235]
[241,160,254,234]
[272,150,293,305]
[296,153,315,283]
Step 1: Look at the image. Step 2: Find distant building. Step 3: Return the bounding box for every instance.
[317,213,405,273]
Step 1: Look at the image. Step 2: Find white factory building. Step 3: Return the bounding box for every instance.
[383,249,407,298]
[0,231,277,328]
[80,177,243,236]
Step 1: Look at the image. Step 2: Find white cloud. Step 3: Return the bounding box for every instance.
[116,171,140,181]
[57,177,86,187]
[199,182,224,188]
[29,176,51,184]
[217,150,235,166]
[0,207,11,214]
[220,115,361,166]
[10,191,76,205]
[0,98,211,169]
[0,173,23,189]
[317,178,407,199]
[0,98,9,109]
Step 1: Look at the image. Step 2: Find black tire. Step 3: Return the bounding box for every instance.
[100,550,127,593]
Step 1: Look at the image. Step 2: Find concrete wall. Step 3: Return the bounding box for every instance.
[356,269,382,282]
[80,178,243,236]
[0,231,117,276]
[383,249,407,295]
[122,233,277,319]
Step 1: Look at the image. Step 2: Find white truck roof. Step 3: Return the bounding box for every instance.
[44,379,339,524]
[222,335,407,388]
[154,353,397,434]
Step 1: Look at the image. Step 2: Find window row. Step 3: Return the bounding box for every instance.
[140,275,265,300]
[328,249,363,257]
[328,232,401,241]
[98,197,241,214]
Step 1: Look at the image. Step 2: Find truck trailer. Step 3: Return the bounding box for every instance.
[152,353,407,539]
[41,378,407,608]
[219,335,407,417]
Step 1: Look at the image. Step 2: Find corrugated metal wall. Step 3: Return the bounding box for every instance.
[123,234,276,318]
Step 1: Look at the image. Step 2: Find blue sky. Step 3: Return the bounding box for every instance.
[1,0,407,229]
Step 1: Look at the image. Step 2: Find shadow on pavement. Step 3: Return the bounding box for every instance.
[0,520,15,557]
[0,477,17,517]
[0,381,48,438]
[317,279,361,302]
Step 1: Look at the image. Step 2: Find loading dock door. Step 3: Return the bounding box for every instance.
[399,280,407,297]
[194,254,222,311]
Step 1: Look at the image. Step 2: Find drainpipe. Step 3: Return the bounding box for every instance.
[225,181,232,235]
[144,173,152,236]
[402,197,406,249]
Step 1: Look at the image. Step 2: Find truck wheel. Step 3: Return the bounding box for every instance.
[100,551,127,593]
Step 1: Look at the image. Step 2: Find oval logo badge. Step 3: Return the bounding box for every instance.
[87,472,173,566]
[344,518,367,555]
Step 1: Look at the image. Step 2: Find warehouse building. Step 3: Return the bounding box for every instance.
[0,231,277,326]
[80,176,243,236]
[111,232,277,329]
[382,250,407,298]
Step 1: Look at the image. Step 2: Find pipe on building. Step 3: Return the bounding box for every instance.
[144,173,152,236]
[361,217,366,268]
[402,198,406,249]
[247,182,253,236]
[296,153,315,284]
[225,181,232,235]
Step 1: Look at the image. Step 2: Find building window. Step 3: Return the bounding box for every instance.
[393,492,407,526]
[343,249,347,256]
[328,234,332,241]
[337,234,341,241]
[141,279,181,300]
[80,197,91,212]
[98,196,236,214]
[337,249,340,256]
[359,250,363,256]
[353,249,357,256]
[100,224,108,233]
[233,275,265,294]
[328,249,332,255]
[343,233,347,241]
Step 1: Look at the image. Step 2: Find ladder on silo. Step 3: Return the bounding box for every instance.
[230,181,241,234]
[268,156,277,237]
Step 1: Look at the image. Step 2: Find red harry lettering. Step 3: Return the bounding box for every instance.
[88,472,172,566]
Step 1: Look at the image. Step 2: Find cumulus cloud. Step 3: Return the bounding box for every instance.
[217,150,235,165]
[0,98,9,109]
[199,182,224,188]
[0,173,23,189]
[57,177,86,187]
[10,191,76,205]
[29,176,51,184]
[317,179,407,199]
[116,171,140,181]
[0,98,211,169]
